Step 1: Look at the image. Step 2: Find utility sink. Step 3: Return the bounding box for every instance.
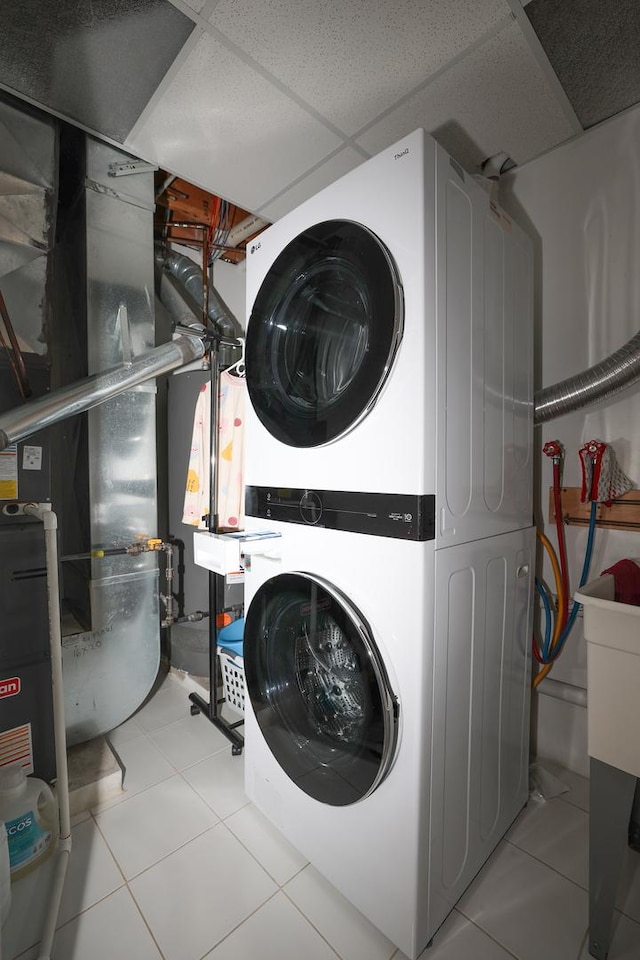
[575,573,640,778]
[575,571,640,960]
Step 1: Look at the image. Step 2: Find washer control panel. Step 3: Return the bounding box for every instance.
[246,486,435,541]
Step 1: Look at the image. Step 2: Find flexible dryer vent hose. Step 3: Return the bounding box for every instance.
[534,329,640,424]
[158,249,243,341]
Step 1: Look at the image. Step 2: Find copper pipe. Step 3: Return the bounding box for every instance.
[162,221,241,254]
[0,287,31,399]
[202,234,209,327]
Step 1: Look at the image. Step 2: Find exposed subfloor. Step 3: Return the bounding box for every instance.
[4,670,640,960]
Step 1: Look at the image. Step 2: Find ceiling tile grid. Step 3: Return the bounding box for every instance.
[178,0,207,12]
[208,0,511,136]
[4,0,635,220]
[355,18,578,174]
[124,32,344,210]
[0,0,194,145]
[257,145,366,221]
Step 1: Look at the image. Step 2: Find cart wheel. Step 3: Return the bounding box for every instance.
[190,704,200,716]
[232,744,243,756]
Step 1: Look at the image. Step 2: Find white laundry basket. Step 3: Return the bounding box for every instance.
[575,573,640,777]
[217,647,245,716]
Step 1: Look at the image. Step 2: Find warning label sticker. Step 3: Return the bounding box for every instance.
[0,444,18,499]
[0,723,33,774]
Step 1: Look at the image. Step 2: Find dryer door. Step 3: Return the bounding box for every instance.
[246,220,403,447]
[244,571,399,806]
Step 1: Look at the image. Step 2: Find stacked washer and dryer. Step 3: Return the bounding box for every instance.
[241,128,534,959]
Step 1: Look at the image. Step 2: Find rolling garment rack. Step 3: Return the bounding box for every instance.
[189,332,245,755]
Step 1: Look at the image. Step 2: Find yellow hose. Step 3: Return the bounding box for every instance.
[533,531,566,689]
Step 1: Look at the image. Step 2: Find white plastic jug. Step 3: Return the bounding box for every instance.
[0,766,58,881]
[0,819,10,925]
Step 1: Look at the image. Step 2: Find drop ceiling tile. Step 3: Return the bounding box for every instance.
[209,0,509,135]
[525,0,640,129]
[0,0,194,143]
[356,19,576,174]
[258,146,365,221]
[125,32,343,211]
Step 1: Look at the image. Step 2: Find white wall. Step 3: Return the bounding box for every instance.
[501,104,640,776]
[213,258,247,329]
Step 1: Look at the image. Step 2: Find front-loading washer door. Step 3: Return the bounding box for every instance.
[244,571,399,806]
[246,220,403,447]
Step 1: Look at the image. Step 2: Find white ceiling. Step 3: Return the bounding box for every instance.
[123,0,581,221]
[4,0,632,226]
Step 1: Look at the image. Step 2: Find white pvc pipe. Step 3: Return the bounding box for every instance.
[23,504,71,960]
[536,675,588,709]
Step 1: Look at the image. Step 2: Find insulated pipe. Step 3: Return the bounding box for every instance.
[534,330,640,424]
[0,332,205,451]
[23,505,71,960]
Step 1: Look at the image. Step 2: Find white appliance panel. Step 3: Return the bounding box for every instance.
[435,154,534,546]
[246,128,534,545]
[241,129,535,959]
[483,216,508,515]
[427,528,534,931]
[242,520,534,957]
[243,520,434,955]
[245,129,435,497]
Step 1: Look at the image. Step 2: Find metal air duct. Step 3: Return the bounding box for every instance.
[0,332,205,451]
[59,138,188,745]
[156,247,243,341]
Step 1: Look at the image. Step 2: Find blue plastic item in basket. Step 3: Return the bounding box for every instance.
[217,617,244,657]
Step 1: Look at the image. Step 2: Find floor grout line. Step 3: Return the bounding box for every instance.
[461,912,522,960]
[280,884,346,960]
[503,835,589,891]
[29,685,640,960]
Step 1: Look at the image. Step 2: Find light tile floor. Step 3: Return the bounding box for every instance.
[4,671,640,960]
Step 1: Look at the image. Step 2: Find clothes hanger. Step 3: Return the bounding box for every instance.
[225,337,245,378]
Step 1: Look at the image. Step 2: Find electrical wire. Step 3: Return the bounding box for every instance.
[207,195,221,247]
[0,287,31,400]
[209,199,235,264]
